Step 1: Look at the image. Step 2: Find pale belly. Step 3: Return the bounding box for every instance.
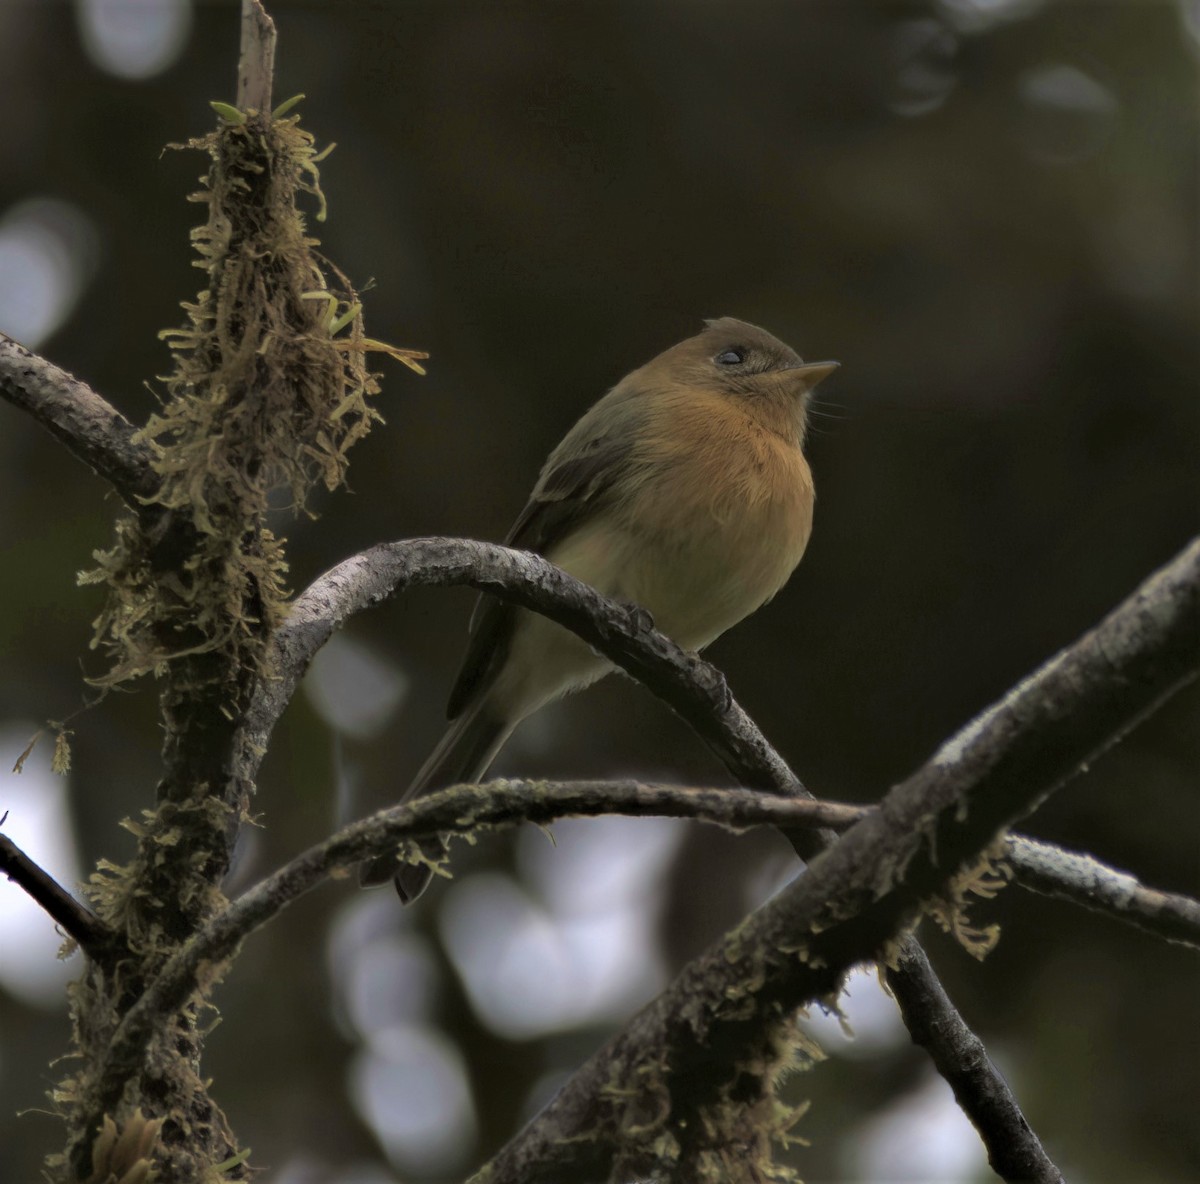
[492,462,813,721]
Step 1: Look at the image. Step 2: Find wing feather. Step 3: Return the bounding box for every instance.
[445,435,629,719]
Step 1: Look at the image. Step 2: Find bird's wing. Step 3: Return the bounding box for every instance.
[445,434,630,720]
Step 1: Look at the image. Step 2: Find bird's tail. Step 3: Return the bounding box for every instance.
[359,703,511,901]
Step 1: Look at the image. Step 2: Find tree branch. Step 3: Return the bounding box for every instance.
[244,536,806,835]
[236,0,276,115]
[1010,835,1200,951]
[100,526,1191,1179]
[87,780,861,1124]
[239,535,1076,1181]
[888,943,1063,1183]
[0,333,156,507]
[0,829,113,958]
[81,758,1195,1080]
[472,535,1198,1182]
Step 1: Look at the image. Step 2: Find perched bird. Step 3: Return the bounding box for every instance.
[361,317,837,901]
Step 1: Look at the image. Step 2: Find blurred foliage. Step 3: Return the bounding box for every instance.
[0,1,1197,1182]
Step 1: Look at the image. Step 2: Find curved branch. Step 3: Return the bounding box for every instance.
[474,535,1199,1183]
[0,333,156,507]
[243,537,810,838]
[1010,835,1200,950]
[239,535,1070,1180]
[89,780,861,1120]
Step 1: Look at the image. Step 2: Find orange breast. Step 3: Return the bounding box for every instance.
[613,390,814,649]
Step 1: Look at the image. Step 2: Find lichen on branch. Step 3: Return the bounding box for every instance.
[80,102,426,689]
[58,96,425,1182]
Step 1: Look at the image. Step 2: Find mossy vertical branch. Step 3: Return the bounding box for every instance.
[81,95,424,927]
[58,71,426,1181]
[83,107,421,693]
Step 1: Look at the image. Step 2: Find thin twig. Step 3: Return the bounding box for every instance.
[0,830,113,958]
[0,333,155,507]
[1010,835,1200,951]
[237,0,276,114]
[88,781,860,1118]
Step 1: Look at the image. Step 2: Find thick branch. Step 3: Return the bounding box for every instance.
[241,535,1063,1179]
[0,333,156,507]
[474,536,1199,1182]
[149,514,1200,1177]
[1010,835,1200,950]
[0,831,113,958]
[89,780,859,1120]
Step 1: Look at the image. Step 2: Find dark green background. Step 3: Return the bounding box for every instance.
[0,1,1197,1181]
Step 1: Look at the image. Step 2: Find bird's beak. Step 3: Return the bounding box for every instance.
[788,360,840,388]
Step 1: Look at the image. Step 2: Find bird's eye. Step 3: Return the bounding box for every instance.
[715,347,746,366]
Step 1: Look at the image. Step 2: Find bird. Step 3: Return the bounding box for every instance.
[360,317,837,901]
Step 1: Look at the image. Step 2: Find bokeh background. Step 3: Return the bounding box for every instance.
[1,1,1197,1181]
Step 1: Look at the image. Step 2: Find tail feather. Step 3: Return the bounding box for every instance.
[359,705,511,899]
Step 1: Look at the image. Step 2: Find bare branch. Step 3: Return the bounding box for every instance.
[0,830,113,958]
[244,536,809,838]
[116,523,1194,1179]
[239,533,1196,1179]
[88,780,861,1122]
[473,535,1199,1183]
[889,943,1064,1183]
[0,333,156,507]
[1010,835,1200,951]
[884,830,1200,1184]
[237,0,276,114]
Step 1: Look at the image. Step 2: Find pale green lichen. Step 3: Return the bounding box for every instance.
[923,839,1013,961]
[80,101,425,691]
[10,721,76,776]
[69,1108,162,1184]
[589,999,824,1183]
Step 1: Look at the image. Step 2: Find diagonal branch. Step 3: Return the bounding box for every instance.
[245,536,1193,1180]
[242,535,1072,1179]
[253,540,1066,1172]
[1010,835,1200,950]
[888,943,1061,1183]
[0,829,114,958]
[0,333,156,507]
[472,535,1198,1182]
